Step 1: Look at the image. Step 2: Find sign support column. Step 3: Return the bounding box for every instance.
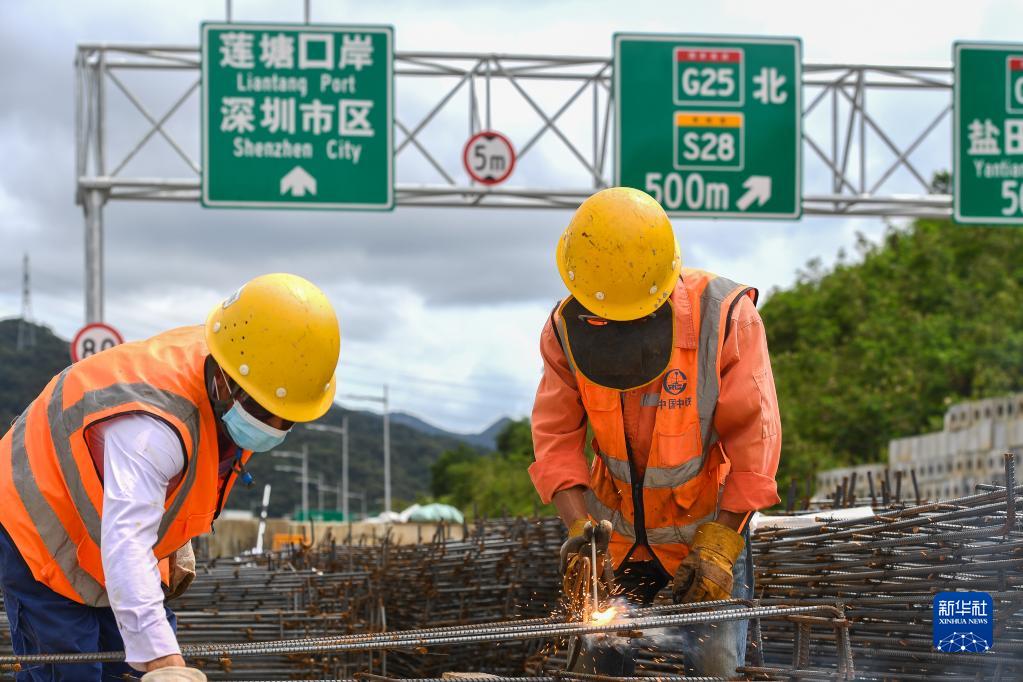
[83,189,105,324]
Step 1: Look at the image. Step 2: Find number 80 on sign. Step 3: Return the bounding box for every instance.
[71,323,124,364]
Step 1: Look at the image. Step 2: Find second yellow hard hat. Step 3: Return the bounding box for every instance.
[556,187,681,321]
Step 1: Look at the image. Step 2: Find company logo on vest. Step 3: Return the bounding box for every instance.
[663,369,688,395]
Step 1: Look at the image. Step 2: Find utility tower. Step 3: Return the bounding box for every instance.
[16,253,35,351]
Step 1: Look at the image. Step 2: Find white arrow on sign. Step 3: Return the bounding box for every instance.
[736,176,772,211]
[280,166,317,197]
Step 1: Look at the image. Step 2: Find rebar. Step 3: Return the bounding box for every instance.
[751,453,1023,680]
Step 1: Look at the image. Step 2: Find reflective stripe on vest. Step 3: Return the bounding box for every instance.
[596,448,707,490]
[9,411,106,605]
[9,373,202,606]
[585,489,713,547]
[696,275,744,460]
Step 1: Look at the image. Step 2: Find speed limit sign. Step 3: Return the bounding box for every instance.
[71,323,124,363]
[462,131,516,185]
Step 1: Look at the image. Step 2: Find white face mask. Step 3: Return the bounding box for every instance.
[222,400,290,452]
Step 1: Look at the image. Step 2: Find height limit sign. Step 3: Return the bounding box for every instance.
[463,131,516,185]
[201,23,394,210]
[615,34,801,218]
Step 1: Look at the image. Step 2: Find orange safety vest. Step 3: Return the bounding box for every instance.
[554,269,757,577]
[0,326,251,607]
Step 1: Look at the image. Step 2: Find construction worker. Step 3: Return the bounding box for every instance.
[530,187,782,678]
[0,273,341,681]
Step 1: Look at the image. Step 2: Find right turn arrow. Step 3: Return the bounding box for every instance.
[736,175,772,211]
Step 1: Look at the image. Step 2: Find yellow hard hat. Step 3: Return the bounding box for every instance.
[556,187,681,321]
[205,273,341,423]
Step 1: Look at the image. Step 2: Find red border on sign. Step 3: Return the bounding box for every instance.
[462,130,516,186]
[71,323,125,363]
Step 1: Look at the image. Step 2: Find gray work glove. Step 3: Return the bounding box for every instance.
[163,541,196,601]
[141,667,207,681]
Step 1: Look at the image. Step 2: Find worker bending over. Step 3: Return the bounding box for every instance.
[0,274,341,681]
[530,188,782,678]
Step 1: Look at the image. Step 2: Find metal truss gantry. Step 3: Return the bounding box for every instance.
[74,44,953,322]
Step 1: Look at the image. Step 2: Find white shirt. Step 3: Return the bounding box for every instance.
[95,413,185,668]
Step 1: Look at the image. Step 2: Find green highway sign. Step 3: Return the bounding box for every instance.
[201,22,393,209]
[954,42,1023,224]
[614,34,801,219]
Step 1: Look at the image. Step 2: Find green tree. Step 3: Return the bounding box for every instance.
[430,444,479,498]
[430,419,552,517]
[761,218,1023,488]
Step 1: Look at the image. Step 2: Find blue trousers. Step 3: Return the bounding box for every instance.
[574,534,754,678]
[0,525,175,681]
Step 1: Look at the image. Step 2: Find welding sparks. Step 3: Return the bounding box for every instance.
[589,606,619,624]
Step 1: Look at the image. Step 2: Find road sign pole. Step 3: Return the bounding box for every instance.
[383,384,391,513]
[342,415,349,521]
[301,444,309,521]
[84,189,104,324]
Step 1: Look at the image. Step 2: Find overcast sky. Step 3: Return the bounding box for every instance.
[1,0,1019,433]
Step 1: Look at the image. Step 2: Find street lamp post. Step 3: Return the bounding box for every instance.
[339,388,391,513]
[271,447,309,520]
[305,417,350,521]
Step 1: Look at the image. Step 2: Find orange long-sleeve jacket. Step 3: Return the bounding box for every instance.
[528,282,782,515]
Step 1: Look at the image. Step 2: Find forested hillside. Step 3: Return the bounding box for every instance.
[761,218,1023,483]
[0,319,69,428]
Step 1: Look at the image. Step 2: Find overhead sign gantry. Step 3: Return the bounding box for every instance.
[76,28,958,323]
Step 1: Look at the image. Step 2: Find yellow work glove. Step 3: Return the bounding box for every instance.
[560,519,614,618]
[672,521,745,604]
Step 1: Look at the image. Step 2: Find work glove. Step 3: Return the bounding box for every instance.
[672,521,745,604]
[141,667,207,681]
[560,519,614,618]
[163,540,196,601]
